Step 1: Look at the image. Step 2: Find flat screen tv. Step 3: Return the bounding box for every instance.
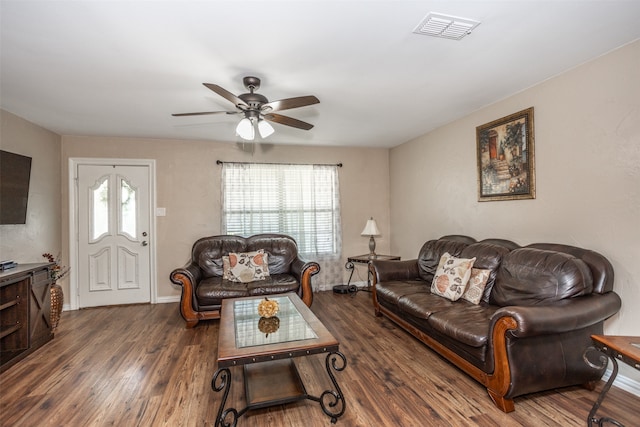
[0,150,32,224]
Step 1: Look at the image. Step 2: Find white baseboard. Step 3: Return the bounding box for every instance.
[61,289,359,306]
[156,295,181,304]
[60,295,180,311]
[602,366,640,397]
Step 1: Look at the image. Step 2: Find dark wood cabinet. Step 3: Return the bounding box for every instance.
[1,263,53,372]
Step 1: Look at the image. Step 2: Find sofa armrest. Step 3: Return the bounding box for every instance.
[170,262,203,328]
[291,257,320,307]
[370,259,420,284]
[170,261,202,289]
[490,292,622,338]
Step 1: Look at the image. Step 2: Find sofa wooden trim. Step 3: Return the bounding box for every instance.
[372,284,518,412]
[172,271,220,327]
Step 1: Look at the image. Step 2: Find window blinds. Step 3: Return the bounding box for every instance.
[221,162,341,256]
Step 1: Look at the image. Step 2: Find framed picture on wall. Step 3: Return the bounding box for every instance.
[476,107,535,201]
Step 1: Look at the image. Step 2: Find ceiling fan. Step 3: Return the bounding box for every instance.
[172,76,320,141]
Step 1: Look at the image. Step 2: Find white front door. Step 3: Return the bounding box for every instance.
[77,164,151,308]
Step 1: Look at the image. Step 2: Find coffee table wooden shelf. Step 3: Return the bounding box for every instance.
[212,293,347,425]
[244,359,306,408]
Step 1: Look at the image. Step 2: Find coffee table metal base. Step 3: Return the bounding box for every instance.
[212,351,347,426]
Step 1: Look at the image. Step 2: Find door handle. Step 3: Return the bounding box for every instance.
[141,241,148,246]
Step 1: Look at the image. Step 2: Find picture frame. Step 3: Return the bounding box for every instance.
[476,107,535,201]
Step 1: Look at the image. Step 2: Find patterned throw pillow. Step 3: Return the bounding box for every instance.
[461,268,491,304]
[430,252,476,301]
[222,256,233,280]
[223,250,270,283]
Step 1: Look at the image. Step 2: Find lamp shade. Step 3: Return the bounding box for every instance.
[258,119,275,138]
[236,117,255,140]
[361,217,380,236]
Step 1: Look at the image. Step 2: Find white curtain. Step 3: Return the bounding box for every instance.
[221,162,343,290]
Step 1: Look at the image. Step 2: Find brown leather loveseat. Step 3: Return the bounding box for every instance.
[369,235,621,413]
[170,234,320,328]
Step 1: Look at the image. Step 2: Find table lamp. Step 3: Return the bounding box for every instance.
[361,217,381,257]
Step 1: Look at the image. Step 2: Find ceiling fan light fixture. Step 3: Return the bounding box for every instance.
[258,119,275,138]
[175,76,319,140]
[236,117,255,140]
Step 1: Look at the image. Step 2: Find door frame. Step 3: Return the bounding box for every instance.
[68,158,157,310]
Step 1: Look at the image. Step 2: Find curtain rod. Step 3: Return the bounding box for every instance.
[216,160,342,167]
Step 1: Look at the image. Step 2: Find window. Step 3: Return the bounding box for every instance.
[221,162,341,256]
[90,176,109,241]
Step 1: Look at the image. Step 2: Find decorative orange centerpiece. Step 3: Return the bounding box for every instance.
[257,297,279,318]
[258,316,280,337]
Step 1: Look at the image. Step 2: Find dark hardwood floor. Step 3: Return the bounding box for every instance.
[1,291,638,426]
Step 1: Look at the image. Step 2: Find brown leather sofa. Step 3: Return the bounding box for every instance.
[369,235,621,413]
[170,234,320,328]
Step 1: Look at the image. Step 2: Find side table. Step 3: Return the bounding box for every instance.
[333,254,400,294]
[584,335,640,427]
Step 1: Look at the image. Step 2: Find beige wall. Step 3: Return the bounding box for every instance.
[390,41,639,379]
[0,110,62,265]
[61,136,390,299]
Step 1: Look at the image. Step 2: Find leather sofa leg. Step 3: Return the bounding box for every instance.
[185,319,198,329]
[487,389,515,413]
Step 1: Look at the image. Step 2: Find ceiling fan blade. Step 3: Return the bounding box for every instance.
[261,95,319,113]
[172,111,238,117]
[264,113,314,130]
[203,83,248,109]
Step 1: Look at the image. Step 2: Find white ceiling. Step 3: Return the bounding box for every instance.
[1,1,639,148]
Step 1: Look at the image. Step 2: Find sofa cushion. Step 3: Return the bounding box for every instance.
[491,248,594,306]
[246,234,297,275]
[224,250,270,283]
[196,277,248,306]
[198,251,226,278]
[426,303,500,348]
[461,242,513,302]
[196,273,299,306]
[193,236,248,278]
[526,243,614,294]
[431,253,476,301]
[247,273,299,296]
[417,239,469,282]
[397,292,457,320]
[461,268,491,304]
[375,281,430,308]
[476,238,520,250]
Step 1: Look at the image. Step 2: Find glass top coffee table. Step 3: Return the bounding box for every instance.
[213,293,347,426]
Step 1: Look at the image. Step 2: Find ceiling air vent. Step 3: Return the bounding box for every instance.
[413,12,481,40]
